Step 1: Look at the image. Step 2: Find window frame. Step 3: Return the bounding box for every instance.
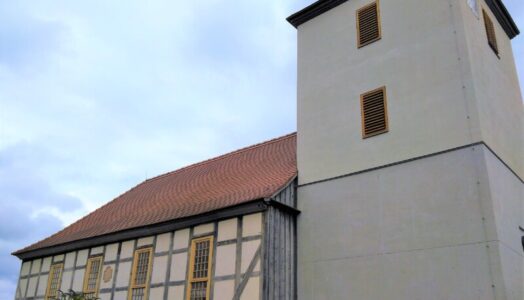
[127,247,154,300]
[482,9,499,57]
[360,86,389,139]
[83,256,104,298]
[186,236,215,300]
[356,1,382,48]
[45,263,64,300]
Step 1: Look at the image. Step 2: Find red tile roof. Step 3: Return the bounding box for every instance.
[15,133,297,255]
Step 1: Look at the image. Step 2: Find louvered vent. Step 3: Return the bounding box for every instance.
[482,10,498,55]
[361,87,388,138]
[357,2,381,48]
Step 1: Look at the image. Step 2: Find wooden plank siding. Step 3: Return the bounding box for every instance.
[262,180,297,300]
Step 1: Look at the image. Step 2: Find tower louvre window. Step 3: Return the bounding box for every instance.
[357,2,381,48]
[360,87,389,138]
[482,9,499,55]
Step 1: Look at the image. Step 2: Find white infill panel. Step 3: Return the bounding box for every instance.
[155,233,171,253]
[120,241,135,259]
[242,213,262,237]
[214,244,236,276]
[71,268,84,292]
[240,276,260,300]
[30,259,41,275]
[168,286,184,300]
[173,229,190,250]
[151,255,168,284]
[214,280,235,300]
[241,240,261,273]
[137,236,154,247]
[194,223,215,235]
[36,274,48,296]
[64,252,76,269]
[115,261,131,288]
[26,277,37,298]
[76,250,89,267]
[105,243,119,261]
[170,252,188,282]
[218,218,238,241]
[41,257,52,272]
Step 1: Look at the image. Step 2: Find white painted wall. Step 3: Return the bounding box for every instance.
[459,0,524,178]
[483,146,524,300]
[295,1,523,298]
[297,0,482,185]
[297,145,522,300]
[296,0,523,185]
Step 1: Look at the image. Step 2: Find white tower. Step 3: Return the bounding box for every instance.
[288,0,523,299]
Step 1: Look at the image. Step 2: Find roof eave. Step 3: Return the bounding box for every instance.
[287,0,519,39]
[287,0,348,28]
[486,0,520,39]
[13,199,269,261]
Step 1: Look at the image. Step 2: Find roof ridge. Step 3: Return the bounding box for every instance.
[144,132,297,184]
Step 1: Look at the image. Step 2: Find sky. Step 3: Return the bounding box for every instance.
[0,0,522,299]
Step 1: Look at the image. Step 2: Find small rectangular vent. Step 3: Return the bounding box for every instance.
[361,87,388,138]
[482,10,499,55]
[357,2,381,48]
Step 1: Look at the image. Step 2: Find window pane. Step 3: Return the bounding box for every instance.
[192,240,210,279]
[190,281,208,300]
[131,287,145,300]
[86,258,101,292]
[134,251,151,285]
[46,265,62,299]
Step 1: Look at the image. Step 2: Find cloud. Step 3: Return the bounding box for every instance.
[0,0,520,299]
[0,143,84,289]
[0,279,17,300]
[0,1,308,298]
[0,2,69,74]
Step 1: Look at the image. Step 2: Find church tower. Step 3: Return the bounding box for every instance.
[288,0,523,299]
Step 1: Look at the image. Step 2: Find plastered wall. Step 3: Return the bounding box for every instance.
[458,0,524,178]
[296,0,523,185]
[15,213,263,300]
[483,146,524,300]
[297,0,481,185]
[297,144,523,300]
[294,1,522,298]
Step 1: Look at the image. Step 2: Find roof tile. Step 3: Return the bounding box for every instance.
[14,133,297,255]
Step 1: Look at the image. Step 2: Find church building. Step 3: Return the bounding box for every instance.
[13,0,523,299]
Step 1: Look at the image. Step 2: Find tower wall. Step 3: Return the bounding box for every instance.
[458,0,524,178]
[297,0,481,186]
[297,144,523,300]
[294,0,523,299]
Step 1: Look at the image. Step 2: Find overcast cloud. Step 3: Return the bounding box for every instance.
[0,0,522,299]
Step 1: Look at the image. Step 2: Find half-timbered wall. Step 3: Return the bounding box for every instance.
[15,212,264,300]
